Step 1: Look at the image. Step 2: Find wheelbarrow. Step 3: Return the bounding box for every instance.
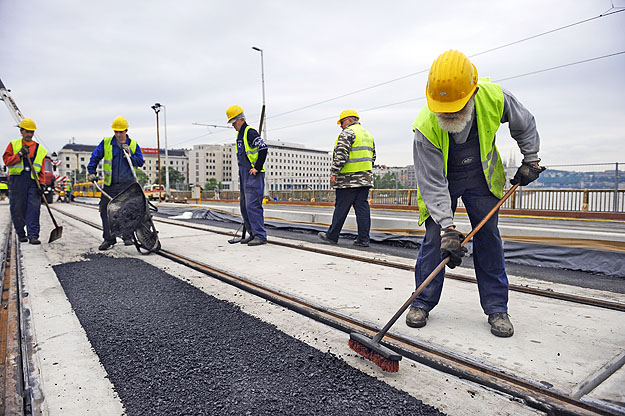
[93,149,161,254]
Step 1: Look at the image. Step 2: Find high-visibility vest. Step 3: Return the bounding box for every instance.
[8,139,47,180]
[334,123,375,173]
[241,126,265,172]
[412,78,506,225]
[66,182,71,191]
[102,137,138,185]
[0,182,8,190]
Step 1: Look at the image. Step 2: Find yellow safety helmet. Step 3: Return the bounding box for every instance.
[337,109,359,125]
[19,118,37,131]
[111,116,129,131]
[426,50,478,113]
[226,105,244,123]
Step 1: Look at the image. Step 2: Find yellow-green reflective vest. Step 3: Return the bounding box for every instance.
[242,126,265,172]
[334,123,375,173]
[0,182,8,190]
[102,137,138,186]
[412,78,505,226]
[66,182,71,191]
[9,139,47,180]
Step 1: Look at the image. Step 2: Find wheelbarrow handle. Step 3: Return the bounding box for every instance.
[122,149,138,182]
[92,180,113,200]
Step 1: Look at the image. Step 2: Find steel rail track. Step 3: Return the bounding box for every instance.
[152,216,625,313]
[53,206,623,416]
[66,201,625,312]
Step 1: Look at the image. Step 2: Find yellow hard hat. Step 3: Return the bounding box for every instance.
[337,109,359,125]
[19,118,37,131]
[111,116,129,131]
[426,50,478,113]
[226,105,244,123]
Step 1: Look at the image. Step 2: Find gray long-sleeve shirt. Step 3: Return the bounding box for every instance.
[413,87,540,228]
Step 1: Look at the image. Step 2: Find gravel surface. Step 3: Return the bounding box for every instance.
[54,254,445,416]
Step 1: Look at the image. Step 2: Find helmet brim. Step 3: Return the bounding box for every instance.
[427,83,477,113]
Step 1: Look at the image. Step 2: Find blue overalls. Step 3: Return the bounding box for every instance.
[236,135,267,241]
[412,117,509,315]
[9,146,42,239]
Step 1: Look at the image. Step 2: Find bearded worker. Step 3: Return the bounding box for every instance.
[406,50,545,337]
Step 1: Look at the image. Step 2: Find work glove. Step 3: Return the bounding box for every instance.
[88,173,98,182]
[440,226,467,269]
[18,145,30,158]
[510,161,546,186]
[121,143,130,153]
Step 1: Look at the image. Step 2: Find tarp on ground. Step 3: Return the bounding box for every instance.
[160,208,625,278]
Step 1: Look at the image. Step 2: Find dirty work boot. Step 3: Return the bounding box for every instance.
[240,235,254,244]
[318,232,338,245]
[28,237,41,245]
[405,306,428,328]
[488,312,514,337]
[247,237,267,246]
[353,240,369,247]
[98,240,116,251]
[18,235,29,243]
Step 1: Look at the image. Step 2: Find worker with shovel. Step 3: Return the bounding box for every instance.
[87,116,144,250]
[407,50,545,337]
[2,118,48,244]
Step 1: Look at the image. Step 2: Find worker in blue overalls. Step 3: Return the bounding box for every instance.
[87,116,145,250]
[226,105,268,246]
[407,50,545,337]
[2,118,47,245]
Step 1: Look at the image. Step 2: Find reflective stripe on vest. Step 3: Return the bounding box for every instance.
[334,123,375,173]
[102,137,138,186]
[412,78,505,225]
[242,126,265,172]
[9,139,47,180]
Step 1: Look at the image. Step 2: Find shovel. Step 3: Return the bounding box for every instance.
[23,153,63,243]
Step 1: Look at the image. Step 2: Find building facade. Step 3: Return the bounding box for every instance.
[187,143,235,189]
[141,148,188,187]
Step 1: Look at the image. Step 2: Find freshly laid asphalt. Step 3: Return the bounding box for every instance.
[53,254,444,416]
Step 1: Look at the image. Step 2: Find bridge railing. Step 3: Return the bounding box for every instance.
[169,188,624,213]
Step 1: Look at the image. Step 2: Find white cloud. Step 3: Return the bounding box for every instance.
[1,0,624,167]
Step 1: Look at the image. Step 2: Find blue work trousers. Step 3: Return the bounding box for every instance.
[327,186,371,243]
[9,173,41,238]
[412,169,509,315]
[239,167,266,241]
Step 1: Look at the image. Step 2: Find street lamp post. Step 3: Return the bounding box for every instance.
[252,46,267,140]
[151,104,162,202]
[157,103,170,197]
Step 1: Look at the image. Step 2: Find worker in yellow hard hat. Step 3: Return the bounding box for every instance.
[226,105,268,246]
[318,109,376,247]
[406,50,545,338]
[87,116,145,250]
[2,118,48,244]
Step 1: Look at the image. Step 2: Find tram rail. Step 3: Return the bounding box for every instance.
[52,204,625,415]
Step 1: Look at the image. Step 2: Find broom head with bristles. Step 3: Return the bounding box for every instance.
[348,332,401,373]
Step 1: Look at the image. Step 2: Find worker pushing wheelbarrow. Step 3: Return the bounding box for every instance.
[93,147,161,254]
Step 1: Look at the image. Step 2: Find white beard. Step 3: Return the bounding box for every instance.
[435,97,475,133]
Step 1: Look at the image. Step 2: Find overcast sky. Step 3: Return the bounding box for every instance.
[1,0,624,169]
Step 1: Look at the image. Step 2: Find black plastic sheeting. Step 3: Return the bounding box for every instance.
[160,208,625,278]
[53,255,444,416]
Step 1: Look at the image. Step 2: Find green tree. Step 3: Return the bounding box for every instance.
[204,177,223,190]
[156,167,186,187]
[374,172,403,189]
[135,168,149,187]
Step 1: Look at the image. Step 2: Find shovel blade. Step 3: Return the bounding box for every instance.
[48,226,63,243]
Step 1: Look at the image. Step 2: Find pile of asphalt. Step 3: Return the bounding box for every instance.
[54,254,444,416]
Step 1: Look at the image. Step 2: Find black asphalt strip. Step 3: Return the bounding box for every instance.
[53,254,445,416]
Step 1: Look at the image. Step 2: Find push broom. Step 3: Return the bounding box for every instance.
[348,183,520,372]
